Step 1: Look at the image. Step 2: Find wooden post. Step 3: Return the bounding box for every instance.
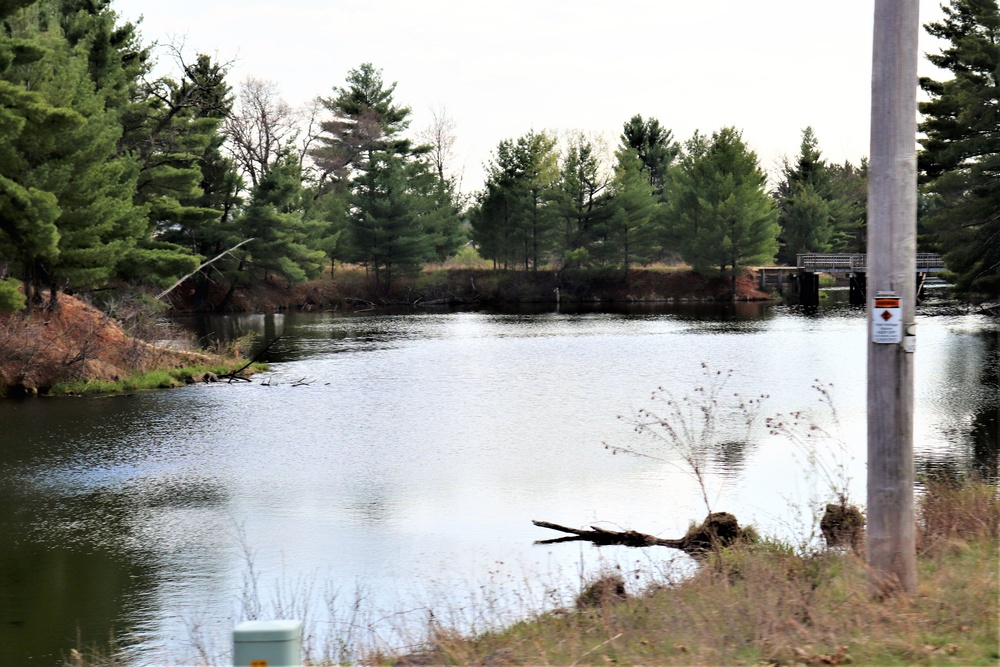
[867,0,919,594]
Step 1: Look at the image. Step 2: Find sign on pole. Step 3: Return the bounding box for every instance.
[872,293,902,344]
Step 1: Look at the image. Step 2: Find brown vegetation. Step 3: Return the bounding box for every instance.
[0,293,214,397]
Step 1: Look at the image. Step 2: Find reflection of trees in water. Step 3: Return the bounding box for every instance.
[712,439,756,478]
[921,328,999,482]
[969,403,998,481]
[0,485,166,665]
[971,327,998,480]
[0,394,233,666]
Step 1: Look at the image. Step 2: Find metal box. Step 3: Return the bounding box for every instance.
[233,619,303,667]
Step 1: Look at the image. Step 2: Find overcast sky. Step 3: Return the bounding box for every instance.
[112,0,950,192]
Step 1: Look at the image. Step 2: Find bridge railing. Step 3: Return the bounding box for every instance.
[915,253,946,270]
[796,253,946,272]
[797,254,866,271]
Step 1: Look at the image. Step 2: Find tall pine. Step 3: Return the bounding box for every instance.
[667,127,779,297]
[918,0,1000,299]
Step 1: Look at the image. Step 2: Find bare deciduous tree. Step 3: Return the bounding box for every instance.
[225,77,297,187]
[416,105,458,183]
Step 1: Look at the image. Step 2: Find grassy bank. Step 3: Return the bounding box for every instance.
[48,361,267,396]
[381,478,998,667]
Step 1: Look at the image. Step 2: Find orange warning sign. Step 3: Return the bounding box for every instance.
[874,297,900,308]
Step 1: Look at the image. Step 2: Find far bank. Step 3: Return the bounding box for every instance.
[163,266,774,313]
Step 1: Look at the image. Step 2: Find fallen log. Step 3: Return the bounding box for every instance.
[533,512,752,556]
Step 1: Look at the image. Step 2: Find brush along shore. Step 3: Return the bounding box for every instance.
[0,292,261,397]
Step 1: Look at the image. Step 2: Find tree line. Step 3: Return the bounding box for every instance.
[0,0,995,312]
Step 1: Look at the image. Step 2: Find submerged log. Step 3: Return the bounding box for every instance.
[533,512,751,556]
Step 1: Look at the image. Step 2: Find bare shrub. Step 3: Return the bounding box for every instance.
[575,572,628,609]
[608,363,769,514]
[918,474,1000,553]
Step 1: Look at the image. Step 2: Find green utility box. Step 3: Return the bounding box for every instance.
[233,619,303,667]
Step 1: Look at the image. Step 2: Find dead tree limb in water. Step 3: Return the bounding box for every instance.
[533,512,752,557]
[225,335,282,382]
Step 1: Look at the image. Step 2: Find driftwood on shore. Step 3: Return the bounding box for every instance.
[533,512,751,556]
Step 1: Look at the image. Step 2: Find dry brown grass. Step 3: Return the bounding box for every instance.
[0,292,226,396]
[918,474,1000,553]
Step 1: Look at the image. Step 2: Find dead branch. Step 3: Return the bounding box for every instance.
[225,335,282,382]
[533,512,751,556]
[156,238,255,302]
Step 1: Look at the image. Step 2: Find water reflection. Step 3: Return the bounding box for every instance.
[919,327,999,481]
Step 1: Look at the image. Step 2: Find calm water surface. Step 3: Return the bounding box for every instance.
[1,294,996,665]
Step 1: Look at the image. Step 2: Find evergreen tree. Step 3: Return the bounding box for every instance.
[0,7,67,308]
[918,0,1000,299]
[311,62,418,184]
[781,185,832,259]
[776,128,834,262]
[117,52,233,286]
[310,63,452,282]
[553,134,611,262]
[667,127,779,296]
[0,0,146,306]
[621,114,679,195]
[471,131,558,272]
[469,178,515,270]
[471,139,520,269]
[407,157,465,262]
[775,127,868,261]
[349,151,430,292]
[236,154,326,285]
[605,148,660,279]
[827,159,868,253]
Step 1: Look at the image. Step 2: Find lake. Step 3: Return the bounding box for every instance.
[1,290,996,665]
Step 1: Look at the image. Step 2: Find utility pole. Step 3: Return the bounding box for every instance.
[867,0,919,594]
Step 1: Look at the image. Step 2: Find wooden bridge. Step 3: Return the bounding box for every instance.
[756,253,946,306]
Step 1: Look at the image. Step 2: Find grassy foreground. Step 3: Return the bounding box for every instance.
[62,480,998,667]
[380,478,998,667]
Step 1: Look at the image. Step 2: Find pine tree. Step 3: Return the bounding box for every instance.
[776,128,833,262]
[775,128,868,261]
[553,134,611,261]
[0,17,67,307]
[117,53,233,286]
[350,152,430,292]
[0,0,147,307]
[311,62,417,184]
[471,131,558,272]
[237,154,326,285]
[621,114,679,195]
[918,0,1000,299]
[407,158,465,262]
[667,127,779,296]
[606,148,660,280]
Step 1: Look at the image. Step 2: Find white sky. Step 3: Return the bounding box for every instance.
[112,0,950,192]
